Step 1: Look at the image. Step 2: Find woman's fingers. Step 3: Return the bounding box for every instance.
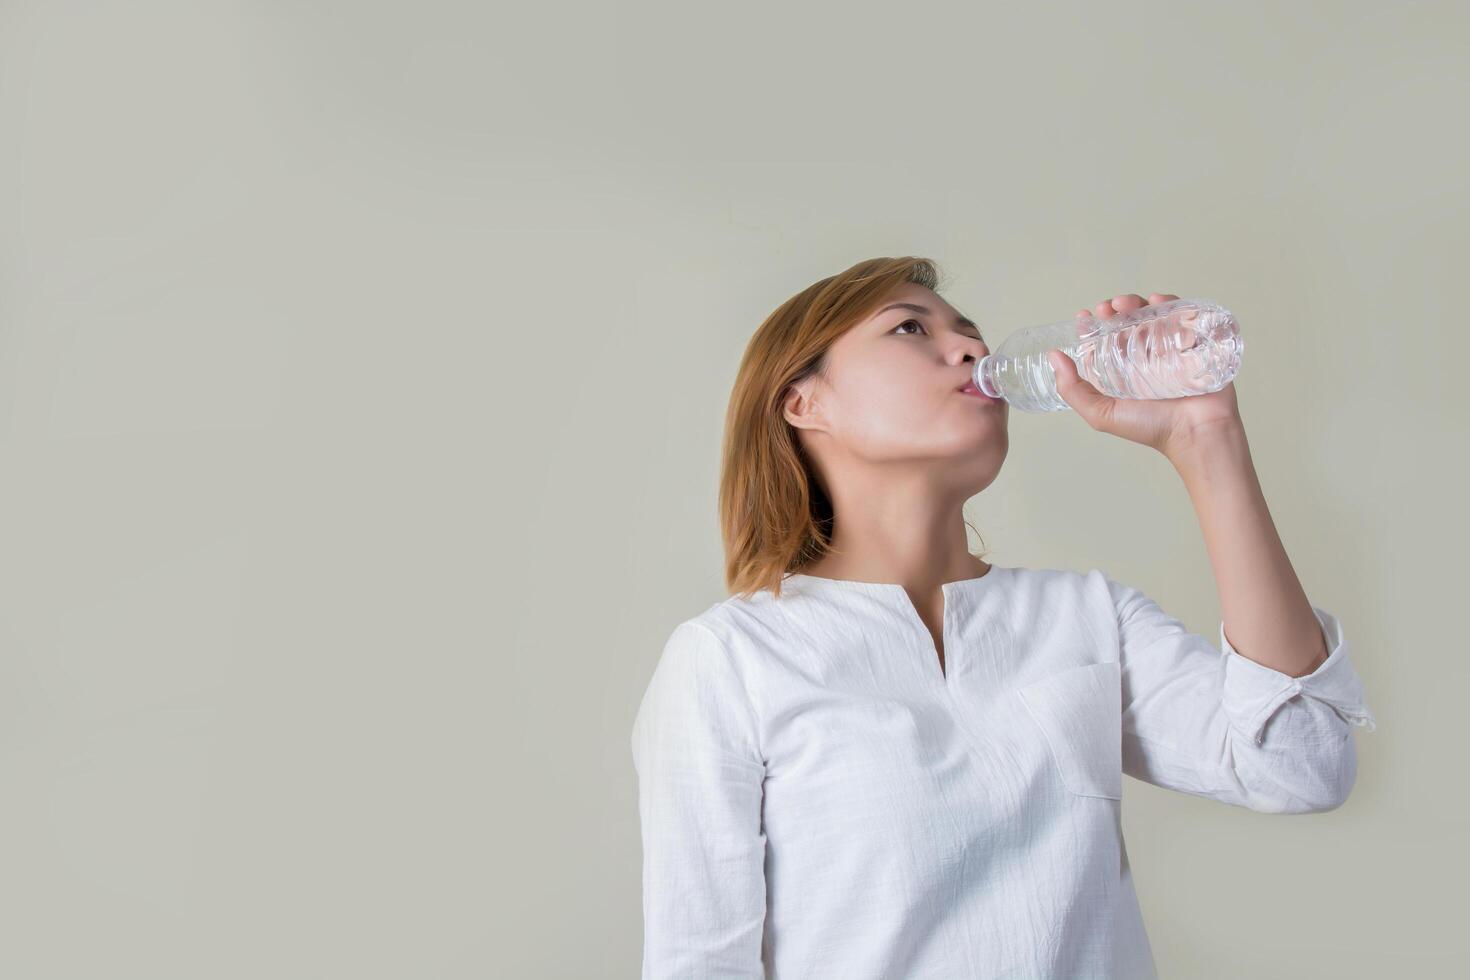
[1074,308,1094,338]
[1091,292,1177,320]
[1081,291,1179,331]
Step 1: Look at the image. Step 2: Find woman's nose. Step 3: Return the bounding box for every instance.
[951,336,988,362]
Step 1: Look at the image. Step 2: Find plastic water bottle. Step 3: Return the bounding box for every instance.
[972,298,1244,414]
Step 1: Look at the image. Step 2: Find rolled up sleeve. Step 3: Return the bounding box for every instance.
[1104,573,1378,815]
[1221,604,1378,744]
[630,621,768,978]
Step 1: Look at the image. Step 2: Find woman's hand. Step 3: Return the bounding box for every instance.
[1045,292,1244,458]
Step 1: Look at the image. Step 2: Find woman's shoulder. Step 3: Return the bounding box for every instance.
[658,580,822,667]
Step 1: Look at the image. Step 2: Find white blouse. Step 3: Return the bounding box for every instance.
[630,564,1377,979]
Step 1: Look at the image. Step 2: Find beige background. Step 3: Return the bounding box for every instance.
[0,1,1462,976]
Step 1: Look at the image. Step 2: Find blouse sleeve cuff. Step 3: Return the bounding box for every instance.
[1220,604,1378,745]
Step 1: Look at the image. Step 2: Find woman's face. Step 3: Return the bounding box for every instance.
[784,283,1008,487]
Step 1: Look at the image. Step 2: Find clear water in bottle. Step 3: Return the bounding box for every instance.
[972,298,1244,414]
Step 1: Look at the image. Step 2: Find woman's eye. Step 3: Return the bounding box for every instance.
[891,318,985,343]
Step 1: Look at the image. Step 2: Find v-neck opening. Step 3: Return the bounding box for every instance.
[899,585,948,680]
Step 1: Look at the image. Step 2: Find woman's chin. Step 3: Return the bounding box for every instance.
[937,430,1008,468]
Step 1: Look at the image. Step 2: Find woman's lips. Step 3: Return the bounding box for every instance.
[957,381,1003,405]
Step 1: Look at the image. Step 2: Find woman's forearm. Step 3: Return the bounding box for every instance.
[1166,419,1329,678]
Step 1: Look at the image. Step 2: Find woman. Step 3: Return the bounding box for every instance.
[630,256,1376,978]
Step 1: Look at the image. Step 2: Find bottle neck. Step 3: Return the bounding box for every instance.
[974,355,1000,398]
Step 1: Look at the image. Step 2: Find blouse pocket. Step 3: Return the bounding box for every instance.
[1016,661,1123,801]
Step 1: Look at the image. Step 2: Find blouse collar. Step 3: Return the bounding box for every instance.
[781,564,1008,595]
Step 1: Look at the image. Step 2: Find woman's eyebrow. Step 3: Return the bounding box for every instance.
[875,302,984,336]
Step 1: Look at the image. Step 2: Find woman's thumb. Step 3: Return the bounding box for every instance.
[1047,350,1106,420]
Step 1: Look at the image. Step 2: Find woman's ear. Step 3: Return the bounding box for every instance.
[782,377,823,431]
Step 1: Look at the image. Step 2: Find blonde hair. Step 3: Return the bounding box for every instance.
[719,256,991,600]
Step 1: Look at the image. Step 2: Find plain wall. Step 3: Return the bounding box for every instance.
[1,0,1463,976]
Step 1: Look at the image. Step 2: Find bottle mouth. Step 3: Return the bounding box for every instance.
[973,355,1000,399]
